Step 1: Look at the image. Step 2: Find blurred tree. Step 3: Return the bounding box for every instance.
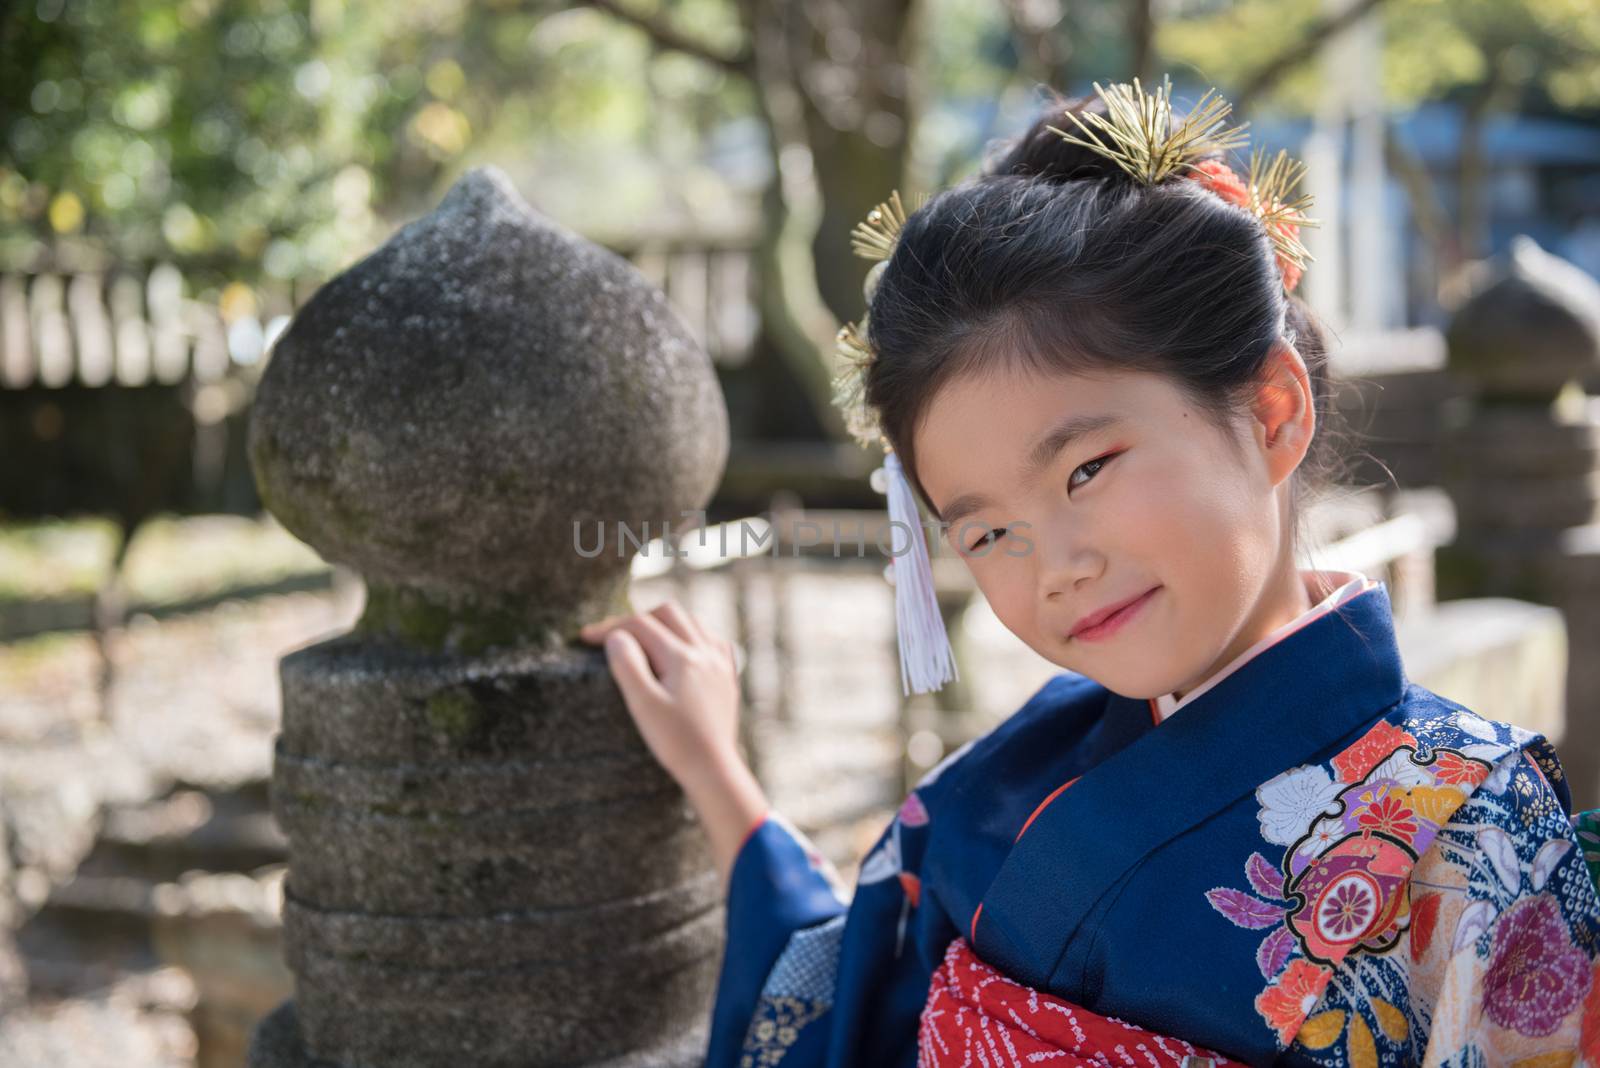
[1,0,391,286]
[570,0,926,439]
[0,0,744,280]
[0,0,900,439]
[10,0,1590,439]
[1161,0,1600,280]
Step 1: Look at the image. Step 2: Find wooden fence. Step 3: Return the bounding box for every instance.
[0,242,759,391]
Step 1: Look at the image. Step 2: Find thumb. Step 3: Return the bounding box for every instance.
[603,629,670,710]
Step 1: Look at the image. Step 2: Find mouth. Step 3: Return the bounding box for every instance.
[1068,586,1161,642]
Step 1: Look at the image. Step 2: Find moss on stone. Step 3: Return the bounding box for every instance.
[424,688,484,743]
[359,583,455,649]
[355,578,631,655]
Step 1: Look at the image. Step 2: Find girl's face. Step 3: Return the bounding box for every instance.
[911,350,1315,700]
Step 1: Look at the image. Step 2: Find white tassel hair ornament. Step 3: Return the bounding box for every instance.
[833,189,959,697]
[876,450,960,696]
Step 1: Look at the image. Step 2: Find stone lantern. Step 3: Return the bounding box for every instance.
[246,166,730,1066]
[1439,235,1600,807]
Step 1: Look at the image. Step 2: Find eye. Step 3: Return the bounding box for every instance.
[1068,450,1121,492]
[965,527,1006,553]
[960,450,1122,554]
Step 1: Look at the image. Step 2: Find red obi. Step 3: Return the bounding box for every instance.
[918,937,1247,1067]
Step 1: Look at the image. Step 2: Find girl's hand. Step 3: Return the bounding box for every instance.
[578,600,769,886]
[578,599,742,782]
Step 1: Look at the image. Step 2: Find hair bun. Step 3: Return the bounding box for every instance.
[982,89,1129,185]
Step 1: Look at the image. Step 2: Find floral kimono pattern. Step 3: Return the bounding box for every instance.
[1206,707,1600,1065]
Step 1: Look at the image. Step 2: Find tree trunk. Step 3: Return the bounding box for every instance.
[1456,46,1514,267]
[792,0,921,327]
[1126,0,1154,84]
[583,0,924,442]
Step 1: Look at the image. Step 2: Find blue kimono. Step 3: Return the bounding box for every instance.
[705,577,1600,1066]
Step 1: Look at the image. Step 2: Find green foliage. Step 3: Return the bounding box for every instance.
[6,0,1592,293]
[0,0,756,285]
[3,0,382,280]
[1159,0,1600,113]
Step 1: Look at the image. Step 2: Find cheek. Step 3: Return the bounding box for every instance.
[968,562,1035,638]
[1108,450,1261,612]
[1142,449,1275,620]
[1099,451,1214,554]
[1138,446,1246,533]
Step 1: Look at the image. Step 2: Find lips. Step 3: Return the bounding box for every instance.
[1069,586,1160,639]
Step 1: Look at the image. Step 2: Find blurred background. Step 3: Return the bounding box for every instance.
[1,0,1598,1064]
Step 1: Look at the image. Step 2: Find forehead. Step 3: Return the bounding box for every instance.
[912,365,1181,510]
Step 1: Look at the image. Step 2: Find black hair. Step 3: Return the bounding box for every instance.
[863,86,1353,562]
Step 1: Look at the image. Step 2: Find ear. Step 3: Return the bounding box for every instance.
[1252,338,1316,489]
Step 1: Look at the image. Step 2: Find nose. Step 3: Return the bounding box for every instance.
[1038,533,1103,602]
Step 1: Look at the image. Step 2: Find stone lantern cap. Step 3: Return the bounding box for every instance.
[1446,235,1600,401]
[248,166,729,649]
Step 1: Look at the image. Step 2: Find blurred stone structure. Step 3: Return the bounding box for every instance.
[245,167,730,1066]
[1438,236,1600,806]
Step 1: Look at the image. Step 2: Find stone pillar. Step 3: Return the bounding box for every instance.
[245,166,730,1066]
[1438,235,1600,809]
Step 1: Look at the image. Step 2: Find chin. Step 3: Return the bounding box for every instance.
[1051,652,1190,702]
[1099,676,1173,701]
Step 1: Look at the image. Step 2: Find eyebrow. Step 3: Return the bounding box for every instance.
[933,412,1123,527]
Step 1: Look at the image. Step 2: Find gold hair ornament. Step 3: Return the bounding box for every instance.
[831,189,926,452]
[1245,147,1318,288]
[849,189,915,260]
[831,188,957,697]
[1047,76,1317,291]
[1046,75,1250,185]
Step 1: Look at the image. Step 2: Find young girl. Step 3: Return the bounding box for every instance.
[579,79,1600,1067]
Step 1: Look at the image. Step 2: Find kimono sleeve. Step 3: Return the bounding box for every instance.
[1289,741,1600,1067]
[705,811,848,1066]
[704,795,949,1068]
[1409,745,1600,1065]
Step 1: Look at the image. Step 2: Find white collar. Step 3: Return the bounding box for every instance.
[1153,568,1379,721]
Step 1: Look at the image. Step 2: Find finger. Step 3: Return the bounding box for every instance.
[614,611,689,675]
[650,599,703,645]
[603,629,670,708]
[578,614,625,642]
[580,609,678,645]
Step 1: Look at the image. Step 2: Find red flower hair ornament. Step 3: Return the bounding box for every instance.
[1189,156,1313,293]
